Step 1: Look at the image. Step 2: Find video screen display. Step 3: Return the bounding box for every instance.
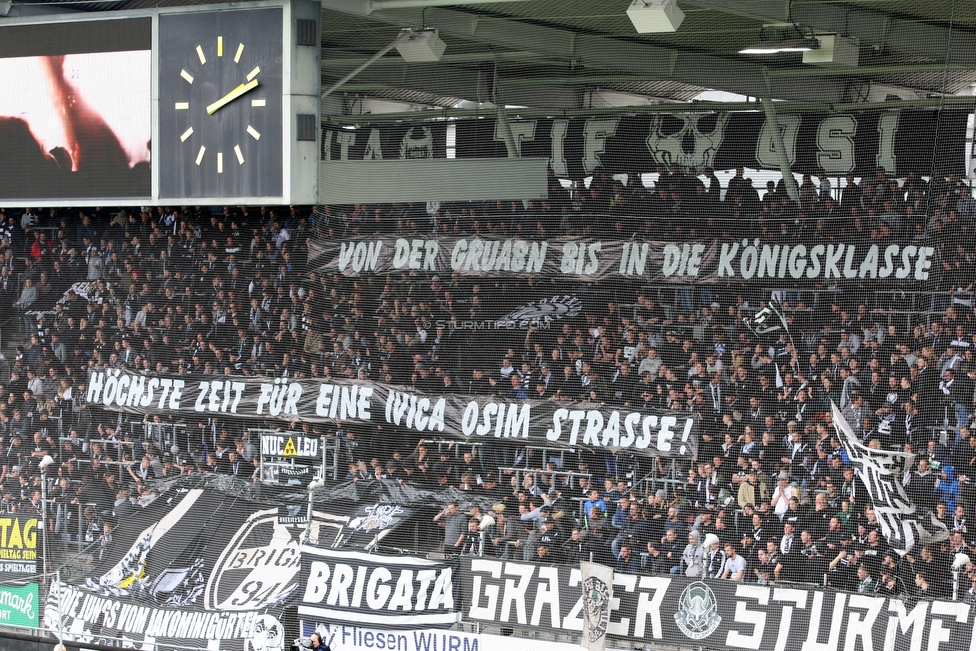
[0,18,151,200]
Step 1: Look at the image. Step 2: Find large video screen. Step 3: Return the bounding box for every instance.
[0,18,151,200]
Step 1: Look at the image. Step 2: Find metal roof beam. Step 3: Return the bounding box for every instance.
[320,2,850,102]
[691,0,976,66]
[323,65,589,108]
[323,95,976,127]
[791,2,976,65]
[322,0,539,14]
[325,66,703,106]
[324,65,490,101]
[320,50,547,67]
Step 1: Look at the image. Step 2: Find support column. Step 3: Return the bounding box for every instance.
[762,68,800,204]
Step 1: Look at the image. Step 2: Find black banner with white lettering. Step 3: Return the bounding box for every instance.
[451,110,967,177]
[308,236,936,285]
[459,557,971,651]
[299,547,460,628]
[322,124,448,162]
[86,368,699,459]
[41,486,353,651]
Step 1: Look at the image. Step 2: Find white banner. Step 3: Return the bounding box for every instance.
[579,562,614,651]
[304,623,608,651]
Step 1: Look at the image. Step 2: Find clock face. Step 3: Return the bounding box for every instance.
[158,8,283,200]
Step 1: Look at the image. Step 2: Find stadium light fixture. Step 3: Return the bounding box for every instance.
[395,27,446,62]
[626,0,685,33]
[308,477,326,491]
[322,27,444,99]
[802,34,859,67]
[740,37,820,54]
[739,24,821,54]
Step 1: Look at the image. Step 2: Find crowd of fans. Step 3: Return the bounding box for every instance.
[0,164,974,600]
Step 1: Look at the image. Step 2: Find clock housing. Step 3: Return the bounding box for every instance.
[158,7,284,200]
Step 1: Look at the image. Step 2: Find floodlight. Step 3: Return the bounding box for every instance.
[395,28,446,62]
[626,0,685,34]
[803,34,859,67]
[740,37,820,54]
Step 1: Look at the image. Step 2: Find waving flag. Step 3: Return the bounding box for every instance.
[831,402,947,554]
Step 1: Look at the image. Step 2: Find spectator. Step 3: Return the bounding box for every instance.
[615,543,640,573]
[722,543,747,581]
[661,528,682,574]
[583,489,607,526]
[433,502,468,556]
[905,458,939,512]
[683,530,704,577]
[587,508,614,565]
[455,518,481,556]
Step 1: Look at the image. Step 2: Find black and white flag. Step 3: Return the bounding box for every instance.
[742,297,789,338]
[742,296,799,375]
[831,402,948,555]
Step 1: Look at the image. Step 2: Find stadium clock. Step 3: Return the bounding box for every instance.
[158,7,284,200]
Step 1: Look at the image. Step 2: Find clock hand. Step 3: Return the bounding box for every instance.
[206,79,259,115]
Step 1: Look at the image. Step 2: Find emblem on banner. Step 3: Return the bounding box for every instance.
[580,573,612,644]
[282,437,298,456]
[349,504,405,533]
[246,614,285,651]
[496,295,582,327]
[645,113,729,169]
[205,509,303,611]
[399,127,434,159]
[674,581,721,640]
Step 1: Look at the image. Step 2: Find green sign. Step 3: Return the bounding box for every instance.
[0,583,38,628]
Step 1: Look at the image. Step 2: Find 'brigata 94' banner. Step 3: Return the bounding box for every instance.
[85,368,697,459]
[308,236,936,285]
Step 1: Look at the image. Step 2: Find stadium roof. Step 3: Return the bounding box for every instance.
[7,0,976,118]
